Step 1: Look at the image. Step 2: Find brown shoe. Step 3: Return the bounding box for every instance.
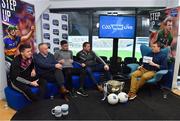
[97,84,104,92]
[60,86,69,94]
[128,92,137,100]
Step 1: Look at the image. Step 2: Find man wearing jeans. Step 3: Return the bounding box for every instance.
[76,42,111,93]
[128,41,168,100]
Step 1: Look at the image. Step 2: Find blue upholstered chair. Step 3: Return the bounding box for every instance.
[4,82,58,110]
[127,44,169,87]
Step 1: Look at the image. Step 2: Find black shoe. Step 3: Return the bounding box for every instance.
[77,88,88,97]
[70,89,78,98]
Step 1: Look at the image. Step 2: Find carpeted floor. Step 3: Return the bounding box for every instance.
[11,84,180,120]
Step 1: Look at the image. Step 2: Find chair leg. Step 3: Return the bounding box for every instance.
[148,85,153,97]
[160,86,170,99]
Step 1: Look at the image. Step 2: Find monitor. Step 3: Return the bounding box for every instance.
[99,15,136,38]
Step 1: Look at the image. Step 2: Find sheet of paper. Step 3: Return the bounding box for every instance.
[143,56,153,63]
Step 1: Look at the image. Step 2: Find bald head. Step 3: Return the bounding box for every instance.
[38,43,49,55]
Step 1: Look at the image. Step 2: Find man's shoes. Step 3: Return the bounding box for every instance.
[128,92,137,100]
[60,86,69,94]
[70,89,78,98]
[77,88,88,97]
[97,84,104,92]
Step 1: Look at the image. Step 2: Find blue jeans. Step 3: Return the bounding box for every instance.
[80,64,111,85]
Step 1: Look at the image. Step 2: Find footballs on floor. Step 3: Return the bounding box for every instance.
[118,92,128,103]
[107,93,119,105]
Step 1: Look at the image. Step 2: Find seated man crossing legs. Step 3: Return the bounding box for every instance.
[128,41,168,100]
[76,42,112,93]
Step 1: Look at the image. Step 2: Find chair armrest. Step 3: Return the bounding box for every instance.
[153,70,168,82]
[156,70,168,75]
[127,63,139,73]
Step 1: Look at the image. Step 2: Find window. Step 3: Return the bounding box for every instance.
[135,15,150,61]
[118,39,134,60]
[67,12,89,55]
[92,11,113,59]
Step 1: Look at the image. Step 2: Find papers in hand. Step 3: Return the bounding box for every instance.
[143,56,153,63]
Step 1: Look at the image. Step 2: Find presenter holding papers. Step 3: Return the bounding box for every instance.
[128,41,168,100]
[143,56,153,63]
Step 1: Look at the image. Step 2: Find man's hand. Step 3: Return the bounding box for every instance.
[81,63,86,67]
[31,69,36,77]
[30,80,39,87]
[55,63,63,69]
[104,64,109,71]
[58,59,65,64]
[138,65,143,70]
[68,59,73,63]
[148,60,160,68]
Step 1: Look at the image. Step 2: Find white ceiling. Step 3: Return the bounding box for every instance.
[49,0,169,9]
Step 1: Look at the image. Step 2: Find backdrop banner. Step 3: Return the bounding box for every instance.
[1,0,36,62]
[1,0,36,86]
[41,12,68,54]
[149,7,180,88]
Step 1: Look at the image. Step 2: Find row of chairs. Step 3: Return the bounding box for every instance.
[73,55,141,75]
[73,56,142,65]
[104,56,142,65]
[100,56,142,75]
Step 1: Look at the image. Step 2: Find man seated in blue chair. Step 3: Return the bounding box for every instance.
[76,42,111,93]
[10,44,47,101]
[128,41,168,100]
[34,43,69,101]
[54,40,82,97]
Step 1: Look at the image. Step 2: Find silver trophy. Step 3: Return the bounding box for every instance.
[101,80,124,101]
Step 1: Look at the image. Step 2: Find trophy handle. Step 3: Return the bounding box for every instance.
[101,83,108,101]
[120,82,125,92]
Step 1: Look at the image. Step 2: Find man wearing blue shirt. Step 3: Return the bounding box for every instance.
[128,41,168,100]
[34,43,69,101]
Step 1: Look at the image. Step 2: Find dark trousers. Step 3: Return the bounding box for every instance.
[80,64,111,85]
[11,78,47,101]
[40,69,65,88]
[62,68,85,90]
[62,68,73,90]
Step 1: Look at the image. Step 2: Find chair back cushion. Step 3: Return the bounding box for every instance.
[140,44,152,57]
[140,44,169,57]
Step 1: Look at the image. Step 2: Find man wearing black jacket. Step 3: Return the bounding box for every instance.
[10,44,47,101]
[34,43,69,101]
[76,42,111,93]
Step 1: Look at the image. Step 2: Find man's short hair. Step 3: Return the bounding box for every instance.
[153,41,162,48]
[60,40,68,46]
[19,44,31,52]
[38,43,48,49]
[83,42,90,48]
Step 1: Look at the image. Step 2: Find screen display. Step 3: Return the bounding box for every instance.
[99,15,136,38]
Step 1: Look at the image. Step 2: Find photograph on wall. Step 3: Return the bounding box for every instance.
[149,7,179,63]
[1,0,36,62]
